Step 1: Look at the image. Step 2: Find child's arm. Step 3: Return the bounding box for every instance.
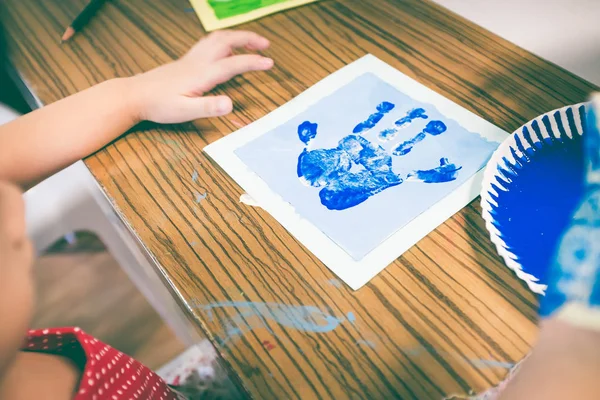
[498,319,600,400]
[0,30,273,189]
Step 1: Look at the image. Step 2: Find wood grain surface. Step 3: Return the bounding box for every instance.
[2,0,597,398]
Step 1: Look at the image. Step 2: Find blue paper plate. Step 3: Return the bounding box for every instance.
[480,103,588,294]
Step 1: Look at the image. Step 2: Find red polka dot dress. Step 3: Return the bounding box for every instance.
[23,327,180,400]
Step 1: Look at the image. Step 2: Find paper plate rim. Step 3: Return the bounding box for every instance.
[480,102,588,295]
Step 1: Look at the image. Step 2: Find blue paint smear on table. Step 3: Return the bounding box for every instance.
[192,170,199,182]
[353,101,395,134]
[194,191,208,203]
[346,311,356,323]
[379,108,429,141]
[327,278,343,288]
[195,301,354,345]
[235,72,499,260]
[403,346,514,370]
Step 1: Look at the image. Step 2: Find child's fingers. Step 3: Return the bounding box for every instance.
[200,55,274,92]
[196,30,270,61]
[211,30,270,53]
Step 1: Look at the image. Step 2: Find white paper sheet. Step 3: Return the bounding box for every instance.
[205,55,508,290]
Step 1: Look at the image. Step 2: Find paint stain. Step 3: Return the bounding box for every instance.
[353,101,395,134]
[379,107,429,141]
[195,191,208,203]
[404,345,514,370]
[393,120,447,156]
[407,158,462,183]
[326,279,343,288]
[192,170,199,182]
[240,193,260,207]
[346,312,356,323]
[190,241,199,247]
[143,137,186,161]
[356,340,376,349]
[193,301,355,345]
[184,7,194,13]
[298,121,318,145]
[262,340,276,351]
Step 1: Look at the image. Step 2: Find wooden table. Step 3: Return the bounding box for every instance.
[3,0,597,398]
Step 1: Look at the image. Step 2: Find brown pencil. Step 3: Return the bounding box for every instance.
[61,0,108,42]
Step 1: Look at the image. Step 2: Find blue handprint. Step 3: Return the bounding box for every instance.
[393,120,447,156]
[298,134,403,210]
[379,107,429,141]
[297,102,461,210]
[406,158,462,183]
[353,101,395,134]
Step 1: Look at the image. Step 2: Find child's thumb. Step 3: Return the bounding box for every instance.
[180,95,233,121]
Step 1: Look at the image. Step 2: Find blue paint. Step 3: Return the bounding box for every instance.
[298,135,403,210]
[353,101,395,133]
[541,102,600,316]
[347,312,356,323]
[424,120,447,135]
[407,158,462,183]
[397,108,428,126]
[393,120,447,155]
[194,301,354,344]
[327,279,343,288]
[404,346,514,369]
[356,340,377,349]
[298,121,318,145]
[379,108,429,141]
[488,104,587,289]
[195,191,208,203]
[192,170,199,182]
[297,148,351,187]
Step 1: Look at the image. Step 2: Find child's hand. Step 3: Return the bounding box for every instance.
[129,30,273,124]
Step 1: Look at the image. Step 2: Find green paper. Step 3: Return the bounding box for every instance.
[208,0,291,20]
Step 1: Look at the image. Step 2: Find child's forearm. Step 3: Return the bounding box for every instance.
[0,30,274,190]
[0,78,140,189]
